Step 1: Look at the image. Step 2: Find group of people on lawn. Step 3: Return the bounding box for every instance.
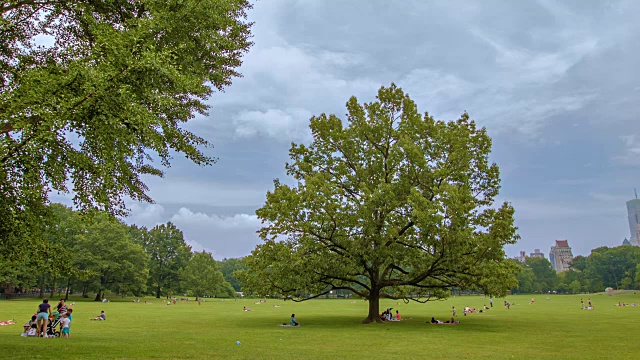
[24,298,106,338]
[24,298,73,338]
[380,308,401,321]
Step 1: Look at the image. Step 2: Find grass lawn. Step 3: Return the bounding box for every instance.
[1,293,639,359]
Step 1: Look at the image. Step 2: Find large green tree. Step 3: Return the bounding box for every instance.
[180,250,226,300]
[513,261,535,294]
[0,203,76,296]
[582,246,640,291]
[72,212,149,300]
[0,0,253,248]
[218,257,247,292]
[524,257,557,293]
[134,223,192,298]
[241,84,519,323]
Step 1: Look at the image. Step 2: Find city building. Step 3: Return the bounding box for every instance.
[549,240,573,273]
[529,249,545,258]
[515,251,527,262]
[519,251,527,262]
[627,192,640,246]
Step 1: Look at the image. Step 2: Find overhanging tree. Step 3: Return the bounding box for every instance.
[241,84,519,323]
[0,0,253,236]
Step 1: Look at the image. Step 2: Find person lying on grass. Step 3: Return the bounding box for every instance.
[430,317,459,325]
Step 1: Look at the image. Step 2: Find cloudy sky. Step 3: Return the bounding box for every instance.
[60,0,640,259]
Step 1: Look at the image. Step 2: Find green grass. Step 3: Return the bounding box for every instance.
[1,293,640,359]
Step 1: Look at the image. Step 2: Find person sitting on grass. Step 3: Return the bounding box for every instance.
[243,306,251,312]
[23,315,37,333]
[290,313,299,326]
[91,311,106,320]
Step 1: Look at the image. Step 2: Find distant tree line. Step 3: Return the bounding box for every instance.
[0,204,243,300]
[513,246,640,294]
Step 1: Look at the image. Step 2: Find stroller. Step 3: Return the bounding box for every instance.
[44,312,61,338]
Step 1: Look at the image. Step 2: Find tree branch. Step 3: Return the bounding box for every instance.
[1,0,58,14]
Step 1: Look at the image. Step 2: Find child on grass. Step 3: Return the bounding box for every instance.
[60,313,71,338]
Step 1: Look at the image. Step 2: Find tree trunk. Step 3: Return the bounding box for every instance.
[156,286,161,299]
[50,275,56,298]
[65,278,71,301]
[39,276,45,299]
[94,291,102,301]
[362,292,383,324]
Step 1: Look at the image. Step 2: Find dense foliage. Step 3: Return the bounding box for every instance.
[513,245,640,294]
[0,204,234,299]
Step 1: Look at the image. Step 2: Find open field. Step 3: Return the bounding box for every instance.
[1,293,639,359]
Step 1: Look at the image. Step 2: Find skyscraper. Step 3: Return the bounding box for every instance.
[627,192,640,246]
[549,240,573,273]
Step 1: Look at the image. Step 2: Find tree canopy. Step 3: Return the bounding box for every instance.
[132,223,192,298]
[181,250,226,300]
[72,211,149,300]
[511,245,640,295]
[0,0,253,248]
[1,203,238,300]
[240,84,519,323]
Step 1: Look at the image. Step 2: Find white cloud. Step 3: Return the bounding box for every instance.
[170,208,263,259]
[123,204,264,259]
[234,108,312,141]
[126,203,166,228]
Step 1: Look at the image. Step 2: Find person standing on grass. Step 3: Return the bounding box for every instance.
[452,306,457,317]
[581,299,584,309]
[489,298,493,308]
[36,299,52,337]
[60,313,71,338]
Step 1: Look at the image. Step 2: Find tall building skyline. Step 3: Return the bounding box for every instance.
[627,192,640,246]
[549,240,574,273]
